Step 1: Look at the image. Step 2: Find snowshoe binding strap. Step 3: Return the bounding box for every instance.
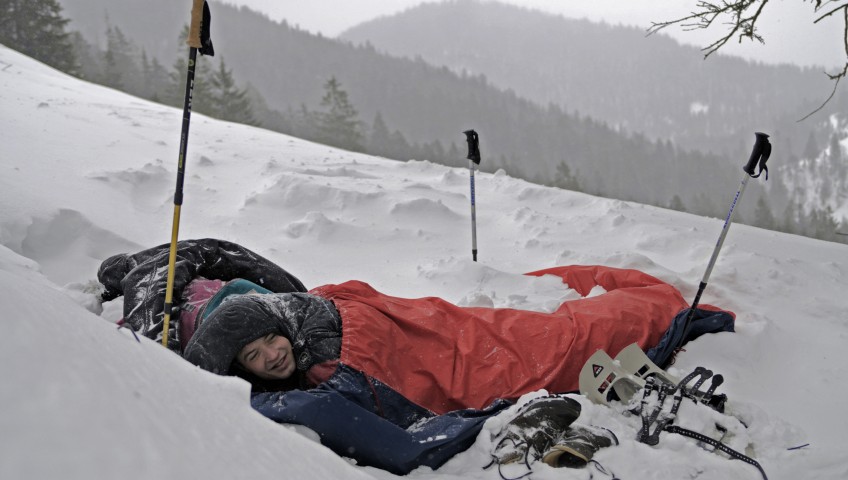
[673,366,727,413]
[638,377,684,446]
[665,425,769,480]
[688,367,713,393]
[588,460,622,480]
[697,373,727,413]
[637,366,716,445]
[678,369,727,413]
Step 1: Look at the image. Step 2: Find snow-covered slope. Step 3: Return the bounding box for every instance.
[1,43,846,480]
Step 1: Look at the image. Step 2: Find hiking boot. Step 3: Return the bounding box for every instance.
[542,424,619,468]
[491,396,582,465]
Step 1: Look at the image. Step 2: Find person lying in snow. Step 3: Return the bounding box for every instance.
[97,238,307,350]
[98,238,734,474]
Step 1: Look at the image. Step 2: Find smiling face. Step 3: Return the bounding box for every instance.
[237,333,296,380]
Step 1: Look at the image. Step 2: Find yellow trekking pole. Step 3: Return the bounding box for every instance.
[162,0,215,348]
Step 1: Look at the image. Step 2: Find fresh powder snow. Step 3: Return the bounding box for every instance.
[1,44,846,480]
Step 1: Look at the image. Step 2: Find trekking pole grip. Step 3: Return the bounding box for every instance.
[188,1,214,56]
[189,0,206,48]
[743,132,771,178]
[464,130,481,165]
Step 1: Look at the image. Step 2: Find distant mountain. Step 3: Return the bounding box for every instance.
[55,0,744,207]
[340,0,839,161]
[53,0,846,237]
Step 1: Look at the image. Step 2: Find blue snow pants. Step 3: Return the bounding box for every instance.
[251,364,511,474]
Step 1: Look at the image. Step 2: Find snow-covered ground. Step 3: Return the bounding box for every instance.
[1,44,846,480]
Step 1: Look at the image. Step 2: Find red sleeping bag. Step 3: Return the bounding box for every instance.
[311,265,689,414]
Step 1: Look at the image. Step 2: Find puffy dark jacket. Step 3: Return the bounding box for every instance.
[183,292,342,378]
[97,238,306,349]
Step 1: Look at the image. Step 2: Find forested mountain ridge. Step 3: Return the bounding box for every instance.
[50,0,847,240]
[340,0,838,161]
[56,0,738,203]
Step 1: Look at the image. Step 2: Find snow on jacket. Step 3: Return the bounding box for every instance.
[183,292,342,380]
[97,238,306,350]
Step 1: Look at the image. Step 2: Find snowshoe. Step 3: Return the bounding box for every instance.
[580,344,727,412]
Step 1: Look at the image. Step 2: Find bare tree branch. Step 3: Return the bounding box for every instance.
[798,68,844,121]
[648,1,848,121]
[648,1,769,59]
[800,6,848,121]
[813,1,848,23]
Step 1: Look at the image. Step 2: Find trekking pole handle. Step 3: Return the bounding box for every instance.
[188,1,215,56]
[189,0,206,48]
[464,130,481,165]
[743,132,771,178]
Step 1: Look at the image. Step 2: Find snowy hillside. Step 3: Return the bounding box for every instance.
[1,43,847,480]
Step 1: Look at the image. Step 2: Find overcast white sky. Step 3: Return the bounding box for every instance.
[218,0,845,69]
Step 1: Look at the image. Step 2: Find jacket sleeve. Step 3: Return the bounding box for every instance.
[98,238,306,348]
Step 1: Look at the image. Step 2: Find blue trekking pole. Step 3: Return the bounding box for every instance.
[464,130,481,261]
[676,132,772,352]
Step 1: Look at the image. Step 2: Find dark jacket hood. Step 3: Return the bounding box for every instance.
[97,253,132,301]
[182,292,342,377]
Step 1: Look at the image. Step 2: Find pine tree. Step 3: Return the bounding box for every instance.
[145,56,171,103]
[68,31,100,81]
[368,112,392,157]
[286,104,318,141]
[315,76,365,152]
[814,206,839,241]
[246,87,293,134]
[554,161,580,191]
[429,140,446,163]
[753,194,776,230]
[0,0,77,73]
[168,26,213,111]
[388,130,412,160]
[138,50,170,102]
[780,201,798,235]
[837,219,848,244]
[102,26,138,91]
[668,195,685,212]
[208,57,258,126]
[802,130,820,160]
[829,133,843,163]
